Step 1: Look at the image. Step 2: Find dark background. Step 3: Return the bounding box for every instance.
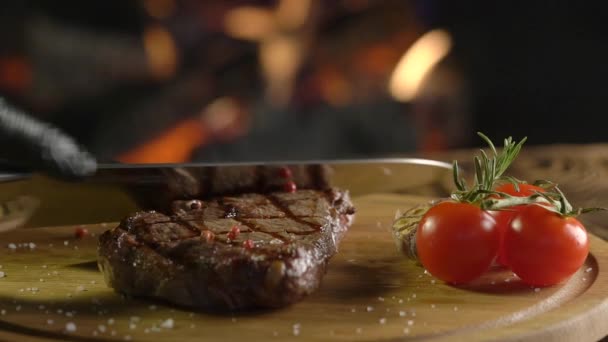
[0,0,606,163]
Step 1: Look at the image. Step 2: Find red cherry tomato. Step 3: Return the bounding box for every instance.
[416,201,500,284]
[503,205,589,286]
[492,183,546,266]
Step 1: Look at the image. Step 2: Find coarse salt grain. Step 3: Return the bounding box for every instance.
[108,318,115,325]
[15,305,21,311]
[534,288,541,293]
[431,279,436,284]
[586,267,593,273]
[454,306,458,311]
[111,330,116,336]
[41,265,47,269]
[431,304,436,309]
[144,329,150,334]
[76,285,86,292]
[403,327,410,334]
[1,310,5,315]
[124,335,132,341]
[379,318,387,325]
[65,322,77,333]
[378,297,385,302]
[92,331,98,336]
[148,305,157,310]
[398,299,403,304]
[160,318,174,329]
[66,312,73,317]
[8,244,16,250]
[98,325,107,333]
[64,241,69,246]
[412,294,417,299]
[0,271,5,278]
[356,328,362,334]
[40,279,44,282]
[130,316,140,323]
[292,323,301,336]
[351,308,356,313]
[129,323,136,330]
[29,243,36,249]
[366,306,374,312]
[47,319,53,325]
[399,311,406,317]
[91,280,97,284]
[407,320,414,326]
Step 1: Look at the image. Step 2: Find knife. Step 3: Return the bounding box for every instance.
[0,158,452,229]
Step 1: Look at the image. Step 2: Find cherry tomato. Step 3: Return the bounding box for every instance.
[416,201,499,284]
[503,205,589,286]
[492,183,546,266]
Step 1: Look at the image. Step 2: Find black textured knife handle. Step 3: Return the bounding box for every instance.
[0,98,97,179]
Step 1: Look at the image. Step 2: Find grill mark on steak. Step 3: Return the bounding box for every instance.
[237,218,290,243]
[265,194,322,231]
[219,195,292,243]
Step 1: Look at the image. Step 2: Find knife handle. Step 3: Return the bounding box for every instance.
[0,98,96,180]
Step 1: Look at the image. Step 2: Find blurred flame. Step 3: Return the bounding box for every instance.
[143,25,179,80]
[224,7,275,41]
[118,118,207,164]
[276,0,311,30]
[260,36,301,106]
[202,97,240,132]
[142,0,176,19]
[389,29,452,102]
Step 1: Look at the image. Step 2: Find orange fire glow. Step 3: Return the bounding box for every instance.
[117,118,207,164]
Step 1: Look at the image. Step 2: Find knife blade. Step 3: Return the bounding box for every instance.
[0,158,452,229]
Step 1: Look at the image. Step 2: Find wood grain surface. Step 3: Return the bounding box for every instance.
[0,193,606,341]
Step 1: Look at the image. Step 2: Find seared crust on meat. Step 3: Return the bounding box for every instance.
[98,188,354,311]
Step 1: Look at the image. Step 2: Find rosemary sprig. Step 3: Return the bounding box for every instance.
[480,182,605,216]
[451,132,527,204]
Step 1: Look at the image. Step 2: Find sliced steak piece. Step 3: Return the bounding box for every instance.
[97,188,355,311]
[115,164,331,212]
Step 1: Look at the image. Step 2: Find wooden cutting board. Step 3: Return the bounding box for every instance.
[0,193,606,342]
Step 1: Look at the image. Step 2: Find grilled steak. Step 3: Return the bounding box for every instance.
[98,188,355,311]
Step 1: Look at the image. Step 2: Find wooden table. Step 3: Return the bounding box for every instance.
[0,143,607,341]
